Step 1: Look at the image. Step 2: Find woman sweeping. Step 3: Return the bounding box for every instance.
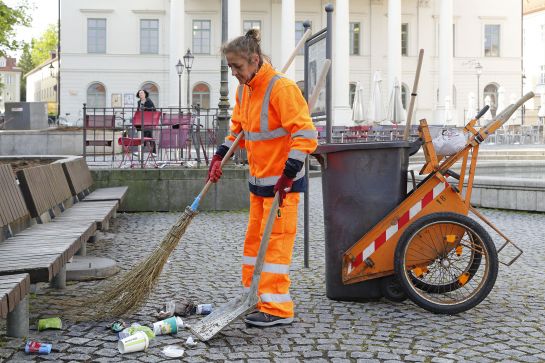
[208,29,317,327]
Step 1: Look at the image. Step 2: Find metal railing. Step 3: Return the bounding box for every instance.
[83,104,224,168]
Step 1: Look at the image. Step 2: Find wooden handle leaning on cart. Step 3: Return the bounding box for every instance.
[403,49,424,141]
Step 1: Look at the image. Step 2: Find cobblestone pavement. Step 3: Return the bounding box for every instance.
[1,178,544,362]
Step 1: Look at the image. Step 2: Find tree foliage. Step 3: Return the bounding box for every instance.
[18,42,34,100]
[0,0,31,57]
[31,24,58,66]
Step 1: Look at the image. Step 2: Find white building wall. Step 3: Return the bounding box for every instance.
[524,8,545,114]
[59,0,522,126]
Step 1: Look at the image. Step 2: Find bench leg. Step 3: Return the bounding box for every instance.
[7,296,29,338]
[76,241,87,256]
[50,266,66,289]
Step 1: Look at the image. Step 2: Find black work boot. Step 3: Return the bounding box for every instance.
[244,311,294,327]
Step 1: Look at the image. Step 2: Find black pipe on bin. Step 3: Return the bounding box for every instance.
[303,20,311,269]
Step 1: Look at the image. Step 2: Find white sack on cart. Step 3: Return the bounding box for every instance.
[432,129,467,156]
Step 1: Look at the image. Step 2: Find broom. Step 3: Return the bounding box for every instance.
[78,30,313,320]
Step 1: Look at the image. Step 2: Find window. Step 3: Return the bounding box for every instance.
[401,83,410,109]
[483,83,499,117]
[484,24,500,57]
[350,23,360,55]
[540,65,545,85]
[349,83,357,107]
[140,19,159,54]
[243,20,261,33]
[192,82,210,109]
[401,23,409,56]
[87,82,106,108]
[141,82,159,106]
[87,18,106,53]
[0,58,5,67]
[193,20,211,54]
[295,21,311,55]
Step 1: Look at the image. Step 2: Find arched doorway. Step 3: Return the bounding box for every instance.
[483,83,499,117]
[192,82,210,109]
[86,82,106,108]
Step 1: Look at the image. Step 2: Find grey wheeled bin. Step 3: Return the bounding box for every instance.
[312,141,420,301]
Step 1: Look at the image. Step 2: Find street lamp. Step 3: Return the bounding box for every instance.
[475,61,483,112]
[175,59,183,115]
[183,49,194,108]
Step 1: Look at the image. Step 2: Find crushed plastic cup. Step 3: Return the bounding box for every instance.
[152,316,184,336]
[163,345,185,358]
[25,341,52,355]
[37,317,62,331]
[118,331,149,354]
[118,325,155,340]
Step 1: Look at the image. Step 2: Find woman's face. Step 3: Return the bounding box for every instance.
[138,90,146,99]
[226,52,260,84]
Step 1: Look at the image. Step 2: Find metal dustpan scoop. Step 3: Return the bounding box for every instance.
[189,194,280,341]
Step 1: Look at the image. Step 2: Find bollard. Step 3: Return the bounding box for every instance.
[50,266,66,289]
[7,297,29,338]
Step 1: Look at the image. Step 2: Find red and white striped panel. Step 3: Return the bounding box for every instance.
[347,180,448,275]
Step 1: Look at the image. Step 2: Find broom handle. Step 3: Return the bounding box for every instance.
[281,29,311,74]
[403,49,424,140]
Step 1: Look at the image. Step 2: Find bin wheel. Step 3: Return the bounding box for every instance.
[379,275,407,302]
[394,212,498,314]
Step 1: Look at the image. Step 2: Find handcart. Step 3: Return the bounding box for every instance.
[341,92,533,314]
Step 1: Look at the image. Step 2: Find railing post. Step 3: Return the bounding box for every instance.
[140,108,145,168]
[82,103,87,158]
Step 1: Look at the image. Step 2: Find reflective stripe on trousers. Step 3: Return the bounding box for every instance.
[242,192,300,318]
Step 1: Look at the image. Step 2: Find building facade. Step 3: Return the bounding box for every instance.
[523,0,545,123]
[59,0,522,126]
[25,53,59,116]
[0,57,22,113]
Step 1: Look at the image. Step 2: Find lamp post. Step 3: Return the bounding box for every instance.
[183,49,194,108]
[475,61,483,112]
[175,59,183,115]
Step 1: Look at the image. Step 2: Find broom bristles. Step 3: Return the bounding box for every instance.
[69,207,198,321]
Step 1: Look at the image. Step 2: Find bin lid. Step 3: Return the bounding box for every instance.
[313,140,420,155]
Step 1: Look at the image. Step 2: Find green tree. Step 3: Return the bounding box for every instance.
[31,24,58,66]
[0,1,31,57]
[18,42,34,101]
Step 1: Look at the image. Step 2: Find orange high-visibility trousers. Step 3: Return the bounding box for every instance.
[242,192,300,318]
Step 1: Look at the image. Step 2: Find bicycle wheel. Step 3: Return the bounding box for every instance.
[394,212,498,314]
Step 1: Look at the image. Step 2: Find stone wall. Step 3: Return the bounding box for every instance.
[91,167,250,212]
[0,130,82,155]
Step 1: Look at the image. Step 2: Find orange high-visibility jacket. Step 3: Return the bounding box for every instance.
[223,62,318,196]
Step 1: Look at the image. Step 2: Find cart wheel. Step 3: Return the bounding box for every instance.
[380,275,407,302]
[410,232,482,294]
[394,212,498,314]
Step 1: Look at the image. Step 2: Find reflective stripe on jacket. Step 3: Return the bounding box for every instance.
[223,62,318,196]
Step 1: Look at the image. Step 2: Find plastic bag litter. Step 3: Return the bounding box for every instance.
[185,336,197,347]
[432,129,467,156]
[163,345,185,358]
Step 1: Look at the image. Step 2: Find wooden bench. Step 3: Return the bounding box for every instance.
[58,157,128,206]
[0,273,30,337]
[17,163,118,233]
[0,164,94,288]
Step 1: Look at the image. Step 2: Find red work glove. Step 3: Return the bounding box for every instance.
[273,174,294,207]
[207,154,223,183]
